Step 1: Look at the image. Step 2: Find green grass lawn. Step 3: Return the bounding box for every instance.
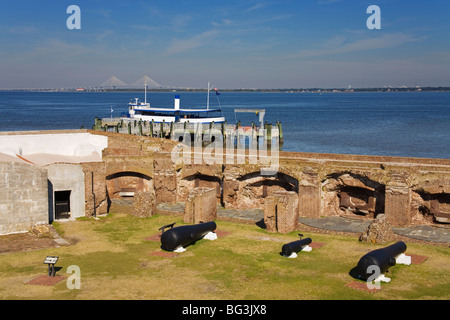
[0,213,449,300]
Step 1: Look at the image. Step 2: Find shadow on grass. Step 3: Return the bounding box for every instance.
[255,218,266,229]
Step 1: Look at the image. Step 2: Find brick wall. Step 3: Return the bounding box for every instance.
[184,187,217,223]
[94,132,450,228]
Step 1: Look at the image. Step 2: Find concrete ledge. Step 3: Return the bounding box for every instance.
[393,225,450,244]
[298,216,372,234]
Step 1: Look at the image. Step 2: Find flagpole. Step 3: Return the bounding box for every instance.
[144,80,147,104]
[216,90,221,107]
[207,81,210,110]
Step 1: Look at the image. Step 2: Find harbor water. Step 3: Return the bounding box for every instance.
[0,91,449,159]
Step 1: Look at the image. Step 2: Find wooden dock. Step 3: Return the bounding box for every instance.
[93,117,283,148]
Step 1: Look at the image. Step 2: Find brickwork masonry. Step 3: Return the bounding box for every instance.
[1,130,450,236]
[94,131,450,229]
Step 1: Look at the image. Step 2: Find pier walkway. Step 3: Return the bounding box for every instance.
[157,203,450,245]
[94,118,284,147]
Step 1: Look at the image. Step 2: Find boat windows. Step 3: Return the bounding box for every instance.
[135,110,176,117]
[135,109,223,119]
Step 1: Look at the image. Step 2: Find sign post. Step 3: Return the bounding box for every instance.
[43,256,59,277]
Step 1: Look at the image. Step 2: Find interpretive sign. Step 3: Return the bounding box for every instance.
[43,256,59,277]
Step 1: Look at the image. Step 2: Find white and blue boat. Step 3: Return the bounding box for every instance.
[124,83,225,124]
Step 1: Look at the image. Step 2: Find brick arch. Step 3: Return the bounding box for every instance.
[178,164,223,181]
[322,171,385,218]
[178,173,222,203]
[413,189,450,224]
[238,171,299,190]
[106,171,153,199]
[105,159,154,182]
[234,171,299,209]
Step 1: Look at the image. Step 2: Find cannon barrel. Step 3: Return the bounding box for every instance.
[160,221,217,251]
[281,236,312,257]
[356,241,407,280]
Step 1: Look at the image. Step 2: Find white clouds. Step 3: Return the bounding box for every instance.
[97,30,114,42]
[5,38,94,63]
[165,29,219,55]
[285,32,425,60]
[211,19,233,28]
[0,25,39,35]
[1,1,448,88]
[244,2,276,13]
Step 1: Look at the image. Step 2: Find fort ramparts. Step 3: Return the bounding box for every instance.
[1,129,449,237]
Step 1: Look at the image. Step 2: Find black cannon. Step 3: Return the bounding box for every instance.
[281,234,312,257]
[160,221,217,252]
[356,241,407,280]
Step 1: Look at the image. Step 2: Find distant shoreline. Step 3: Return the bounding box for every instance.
[1,86,450,93]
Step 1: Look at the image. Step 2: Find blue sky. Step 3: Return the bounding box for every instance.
[0,0,449,88]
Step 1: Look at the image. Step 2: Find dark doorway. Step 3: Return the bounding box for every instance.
[55,190,71,220]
